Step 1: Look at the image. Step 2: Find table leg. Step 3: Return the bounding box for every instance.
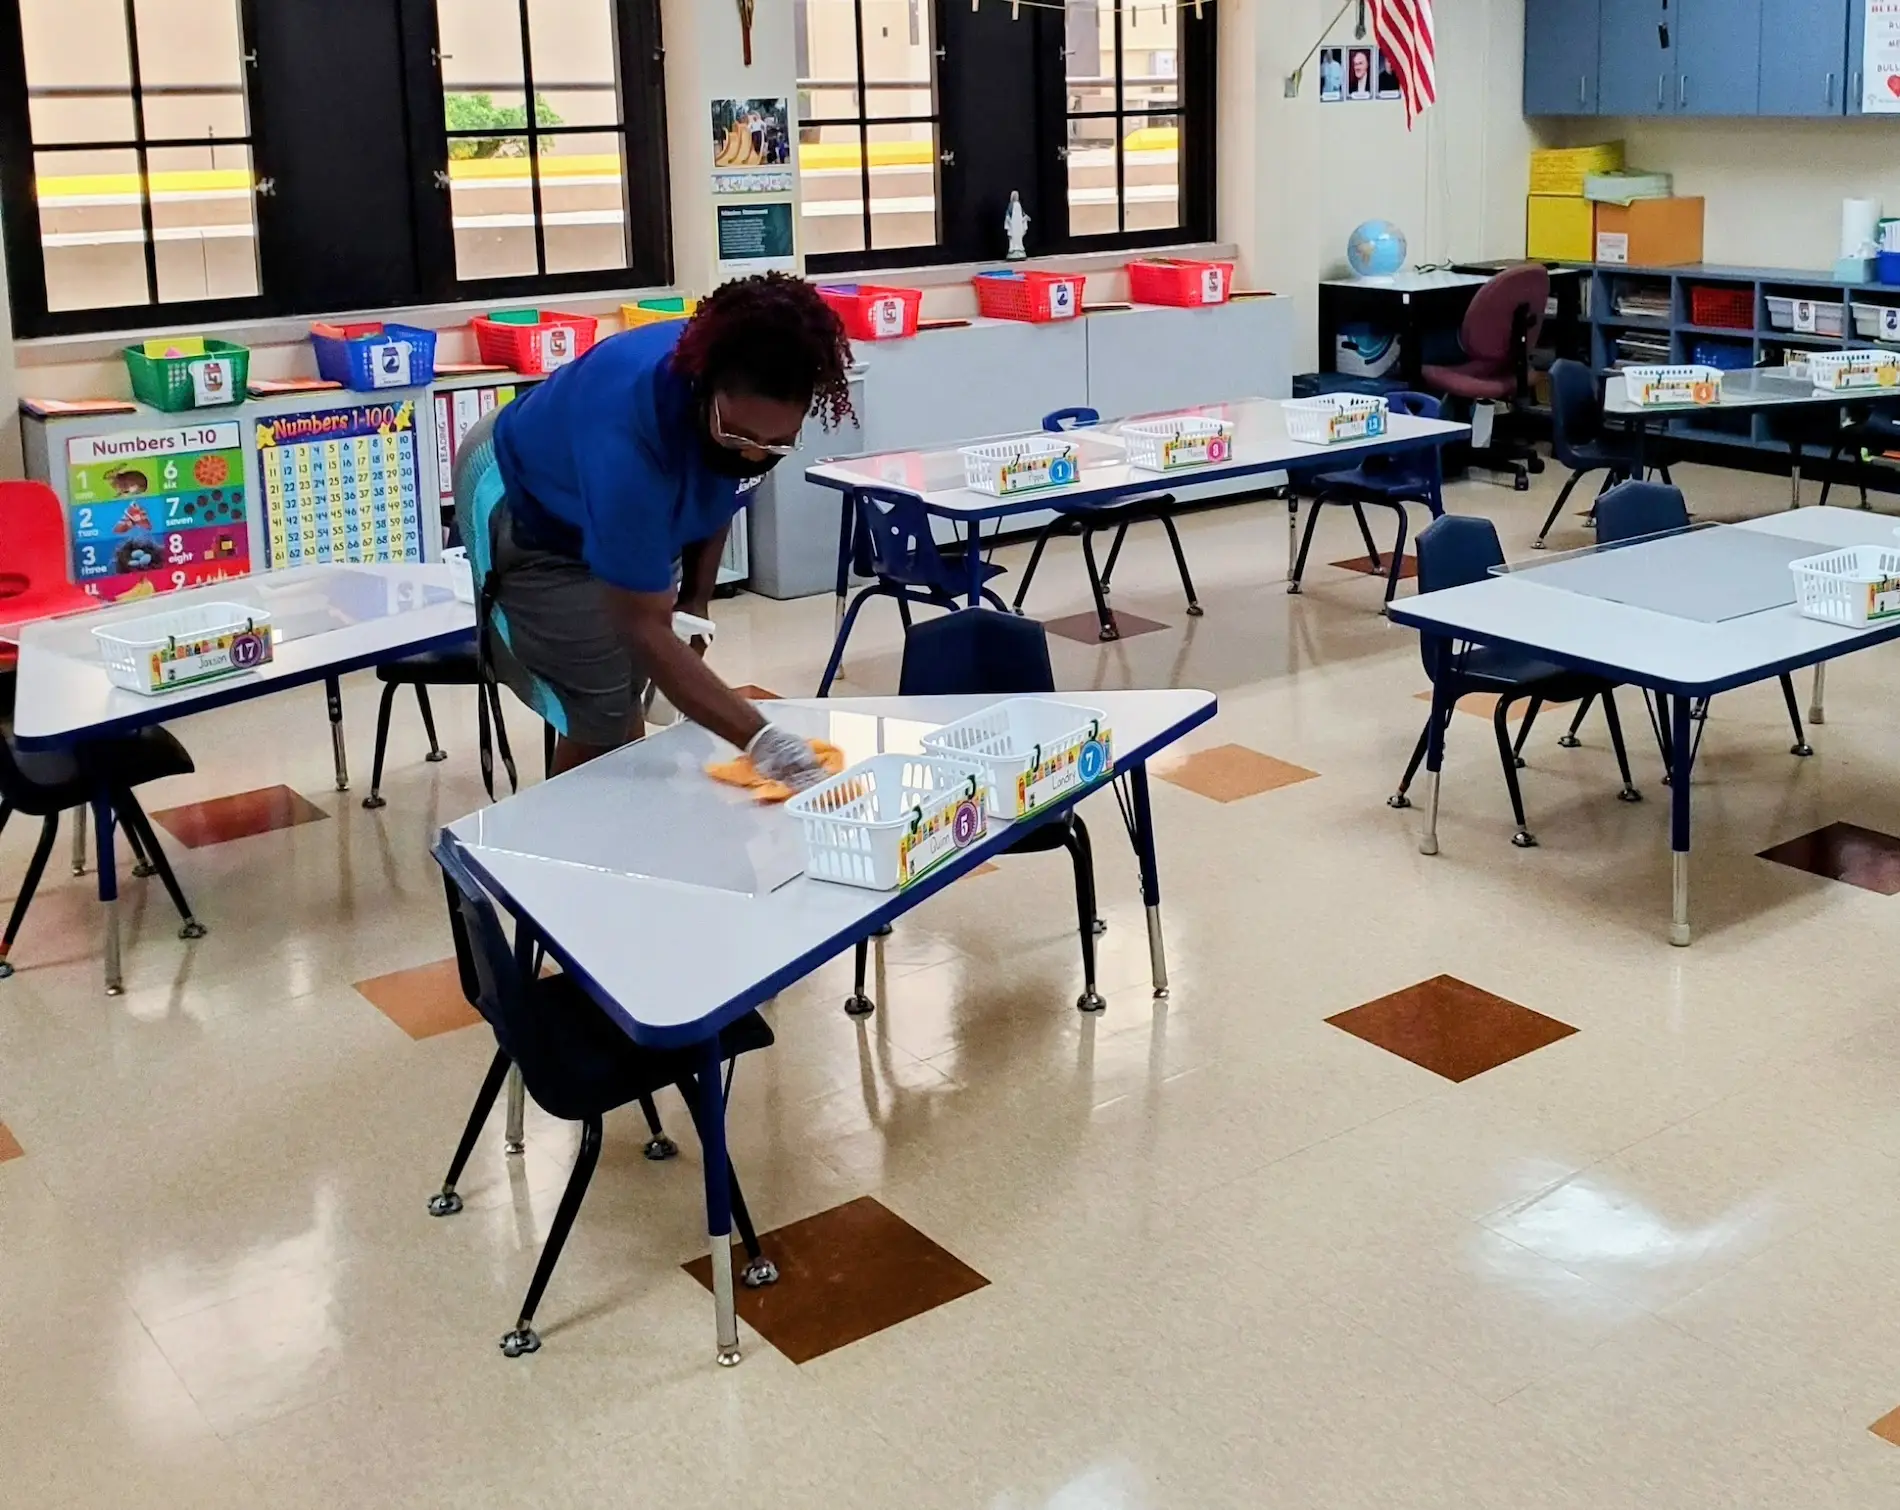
[684,1036,741,1367]
[1809,663,1827,726]
[834,490,855,625]
[91,794,123,995]
[1789,440,1803,509]
[965,520,984,606]
[503,1064,526,1154]
[1120,765,1169,999]
[1286,491,1299,583]
[325,676,349,792]
[1666,692,1694,947]
[1419,659,1453,857]
[70,803,87,877]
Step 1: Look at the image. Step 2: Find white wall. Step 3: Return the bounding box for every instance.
[1222,0,1535,371]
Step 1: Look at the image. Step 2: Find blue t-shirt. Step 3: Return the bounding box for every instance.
[491,323,741,593]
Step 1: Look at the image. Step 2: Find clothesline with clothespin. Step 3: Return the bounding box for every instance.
[959,0,1209,15]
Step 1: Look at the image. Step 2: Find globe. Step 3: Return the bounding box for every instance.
[1347,220,1408,280]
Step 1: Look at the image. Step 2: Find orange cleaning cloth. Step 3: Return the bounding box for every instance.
[705,739,844,803]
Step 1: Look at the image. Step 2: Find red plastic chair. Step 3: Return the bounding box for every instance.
[0,480,95,627]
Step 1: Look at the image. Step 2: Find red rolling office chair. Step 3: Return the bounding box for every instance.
[1421,263,1550,491]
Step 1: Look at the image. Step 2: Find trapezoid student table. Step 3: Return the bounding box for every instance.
[1387,507,1900,945]
[437,687,1216,1366]
[805,397,1469,611]
[8,563,474,992]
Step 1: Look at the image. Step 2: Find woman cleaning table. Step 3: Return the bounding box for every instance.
[456,273,854,785]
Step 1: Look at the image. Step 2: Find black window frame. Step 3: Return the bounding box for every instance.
[804,0,1215,276]
[0,0,674,340]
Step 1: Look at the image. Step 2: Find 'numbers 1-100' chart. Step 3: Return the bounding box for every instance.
[257,401,425,570]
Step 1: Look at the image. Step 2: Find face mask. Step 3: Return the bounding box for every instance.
[698,433,784,480]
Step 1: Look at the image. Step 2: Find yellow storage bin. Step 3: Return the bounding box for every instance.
[1527,195,1596,262]
[621,297,698,329]
[1529,141,1626,197]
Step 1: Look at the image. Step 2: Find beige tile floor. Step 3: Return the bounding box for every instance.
[7,459,1900,1507]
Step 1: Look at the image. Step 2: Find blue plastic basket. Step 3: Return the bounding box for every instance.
[309,321,437,391]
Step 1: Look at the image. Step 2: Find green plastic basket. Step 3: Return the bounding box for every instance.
[122,339,252,412]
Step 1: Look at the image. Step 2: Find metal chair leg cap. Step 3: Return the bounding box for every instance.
[842,995,876,1019]
[1387,793,1412,810]
[1557,734,1581,749]
[1152,985,1171,1001]
[503,1139,525,1156]
[1185,604,1205,616]
[1092,918,1108,936]
[1791,742,1814,757]
[1098,629,1120,643]
[361,793,387,810]
[499,1326,540,1358]
[178,920,208,940]
[1530,539,1548,550]
[716,1346,743,1367]
[1419,837,1440,857]
[1286,581,1303,594]
[0,960,13,980]
[643,1135,679,1162]
[427,1190,463,1217]
[1618,786,1644,804]
[741,1258,780,1288]
[1076,990,1107,1014]
[1513,756,1527,769]
[1511,831,1539,849]
[425,750,450,764]
[131,861,158,879]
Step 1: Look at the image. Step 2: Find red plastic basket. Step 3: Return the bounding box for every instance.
[817,283,923,341]
[470,309,599,375]
[973,270,1086,323]
[1688,285,1753,330]
[1127,258,1235,308]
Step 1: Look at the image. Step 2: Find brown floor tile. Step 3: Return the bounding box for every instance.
[1043,608,1170,644]
[149,785,329,849]
[1326,974,1578,1083]
[1758,821,1900,896]
[683,1195,988,1364]
[966,861,1000,877]
[0,1121,21,1162]
[733,685,781,701]
[353,958,481,1040]
[1871,1406,1900,1447]
[1412,689,1526,721]
[1158,744,1318,803]
[1331,554,1418,581]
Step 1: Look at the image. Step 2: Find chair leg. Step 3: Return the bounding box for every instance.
[1070,807,1106,934]
[1100,521,1131,590]
[1560,694,1594,748]
[895,595,914,631]
[427,1048,512,1217]
[1817,441,1844,509]
[1350,503,1382,568]
[1157,514,1203,616]
[1779,673,1813,756]
[637,1092,678,1160]
[416,685,448,763]
[1656,464,1674,486]
[363,681,399,810]
[114,791,206,939]
[0,814,59,980]
[1287,496,1329,594]
[1079,528,1117,641]
[1600,690,1642,802]
[1388,714,1438,808]
[1511,696,1544,765]
[726,1166,780,1287]
[500,1114,602,1357]
[1534,470,1586,549]
[843,936,875,1016]
[124,812,156,878]
[542,720,556,780]
[1062,819,1105,1013]
[1011,522,1061,612]
[1381,504,1410,610]
[817,585,880,696]
[1493,694,1537,847]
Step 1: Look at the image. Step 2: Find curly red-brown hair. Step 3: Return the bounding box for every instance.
[671,272,855,430]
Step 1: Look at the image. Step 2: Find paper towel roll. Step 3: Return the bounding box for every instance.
[1843,198,1883,260]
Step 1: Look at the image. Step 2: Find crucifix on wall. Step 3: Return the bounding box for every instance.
[738,0,755,65]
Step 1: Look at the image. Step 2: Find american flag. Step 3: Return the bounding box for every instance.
[1372,0,1437,129]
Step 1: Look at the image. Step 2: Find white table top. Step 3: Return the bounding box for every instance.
[441,689,1218,1047]
[11,564,474,748]
[804,397,1468,521]
[1604,365,1900,418]
[1320,271,1489,294]
[1388,508,1900,696]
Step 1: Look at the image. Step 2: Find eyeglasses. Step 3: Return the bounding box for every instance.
[709,394,802,457]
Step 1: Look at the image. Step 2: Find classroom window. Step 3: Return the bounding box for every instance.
[797,0,943,260]
[1064,0,1182,239]
[11,0,262,317]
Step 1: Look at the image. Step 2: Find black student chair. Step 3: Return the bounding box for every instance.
[1533,359,1673,549]
[361,650,483,809]
[1390,515,1638,847]
[838,609,1106,1016]
[429,839,779,1357]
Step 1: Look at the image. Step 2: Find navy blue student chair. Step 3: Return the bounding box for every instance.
[1288,390,1446,609]
[1389,515,1638,847]
[1817,407,1900,510]
[1533,359,1673,549]
[1558,480,1810,762]
[1009,407,1202,642]
[817,486,1010,696]
[429,840,779,1357]
[837,609,1106,1017]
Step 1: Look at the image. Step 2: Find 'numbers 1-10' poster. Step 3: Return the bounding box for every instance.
[65,421,252,602]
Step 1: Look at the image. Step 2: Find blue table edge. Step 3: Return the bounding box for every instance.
[436,693,1219,1050]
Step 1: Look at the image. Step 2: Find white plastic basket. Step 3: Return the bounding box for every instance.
[1806,349,1900,392]
[1283,394,1389,445]
[1766,296,1845,336]
[443,546,475,605]
[1621,364,1724,407]
[1851,303,1900,341]
[919,697,1113,820]
[1121,416,1236,473]
[785,754,989,891]
[959,436,1080,497]
[92,601,274,695]
[1790,543,1900,627]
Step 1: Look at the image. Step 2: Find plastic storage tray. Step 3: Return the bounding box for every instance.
[817,283,923,341]
[620,297,697,329]
[310,322,438,391]
[1621,364,1724,407]
[121,340,250,412]
[471,310,598,374]
[785,754,989,891]
[1790,543,1900,627]
[1127,258,1234,307]
[1121,415,1235,472]
[1852,302,1900,341]
[1765,296,1845,336]
[92,601,274,695]
[959,436,1080,496]
[1806,349,1900,391]
[972,270,1086,323]
[920,697,1113,820]
[1283,394,1389,444]
[1688,285,1753,329]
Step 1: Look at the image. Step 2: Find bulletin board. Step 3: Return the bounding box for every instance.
[256,400,424,570]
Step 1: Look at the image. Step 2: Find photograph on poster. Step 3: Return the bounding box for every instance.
[1318,46,1344,101]
[1377,49,1402,99]
[1346,47,1374,100]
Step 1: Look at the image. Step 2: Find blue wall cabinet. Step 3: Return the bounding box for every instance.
[1598,0,1672,115]
[1759,0,1850,114]
[1525,0,1602,114]
[1676,0,1764,113]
